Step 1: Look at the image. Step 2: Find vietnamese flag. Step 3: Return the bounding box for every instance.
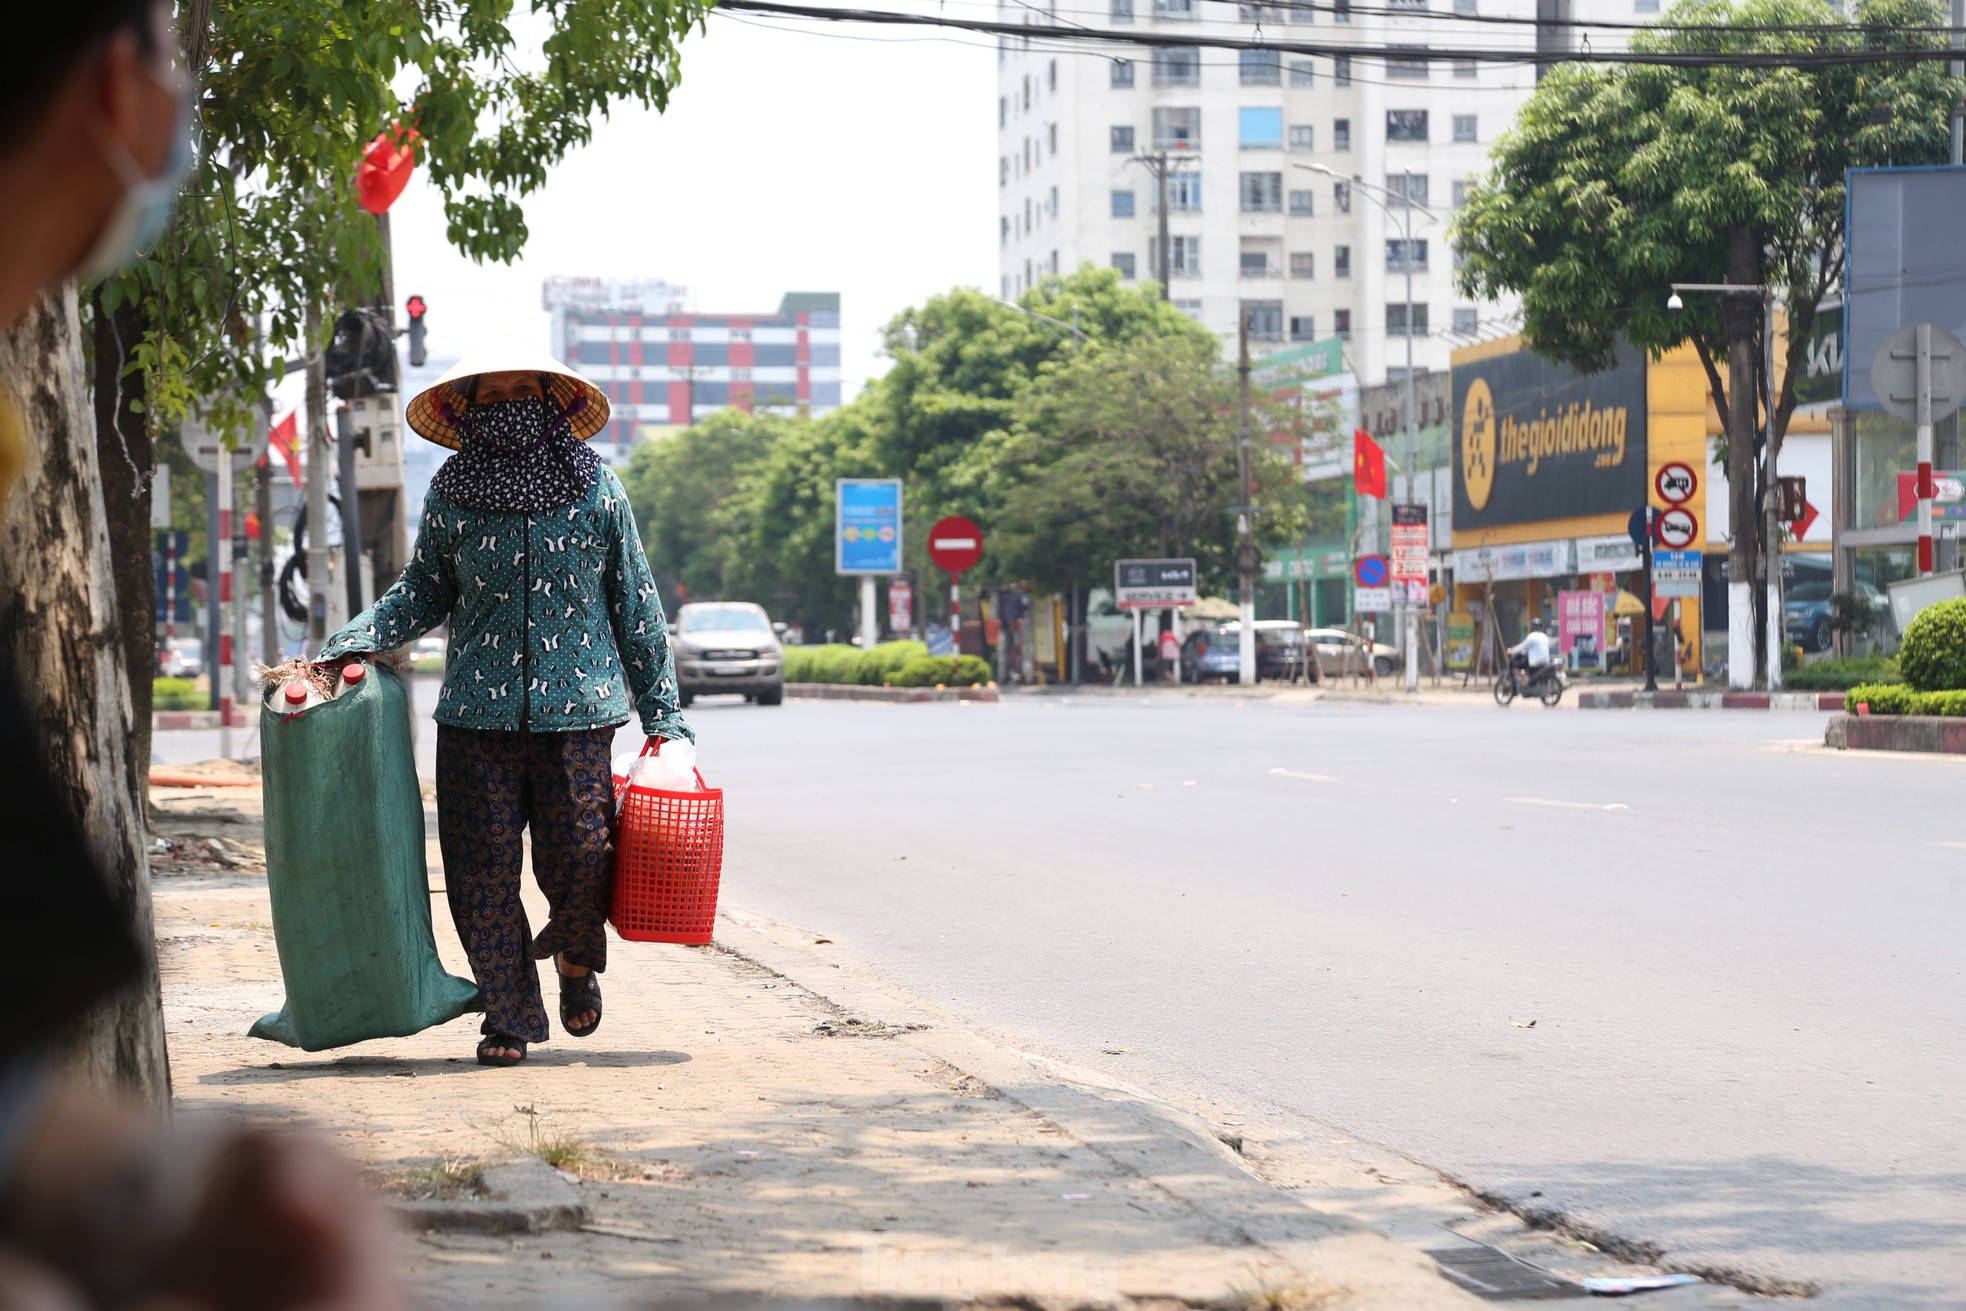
[266,411,303,488]
[1353,428,1387,499]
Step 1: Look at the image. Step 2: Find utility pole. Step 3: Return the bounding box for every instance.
[1954,0,1964,166]
[1398,196,1420,693]
[1763,285,1783,691]
[304,302,331,650]
[1237,312,1257,687]
[257,458,277,666]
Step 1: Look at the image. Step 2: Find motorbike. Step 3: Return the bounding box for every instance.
[1494,653,1566,707]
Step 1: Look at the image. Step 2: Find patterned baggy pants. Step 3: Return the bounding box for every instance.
[435,725,616,1043]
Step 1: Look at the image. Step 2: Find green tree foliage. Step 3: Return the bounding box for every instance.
[622,410,784,607]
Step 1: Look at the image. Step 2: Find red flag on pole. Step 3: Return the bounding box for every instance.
[267,411,303,488]
[1353,428,1386,499]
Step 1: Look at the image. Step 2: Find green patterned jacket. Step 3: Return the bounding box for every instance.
[319,465,692,741]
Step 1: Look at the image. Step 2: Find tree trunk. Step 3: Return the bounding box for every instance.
[0,289,170,1105]
[1723,224,1762,691]
[91,292,156,815]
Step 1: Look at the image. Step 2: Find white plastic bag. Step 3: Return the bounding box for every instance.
[628,737,700,793]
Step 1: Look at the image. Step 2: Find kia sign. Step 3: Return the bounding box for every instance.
[1114,558,1197,609]
[837,479,903,575]
[927,516,984,574]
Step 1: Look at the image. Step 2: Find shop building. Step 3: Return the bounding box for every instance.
[1448,335,1712,676]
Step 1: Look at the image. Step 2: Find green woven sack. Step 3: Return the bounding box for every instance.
[251,664,479,1050]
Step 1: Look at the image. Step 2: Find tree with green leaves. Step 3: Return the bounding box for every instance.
[622,409,786,608]
[1452,0,1954,685]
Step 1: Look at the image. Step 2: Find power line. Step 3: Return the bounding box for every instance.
[718,0,1966,64]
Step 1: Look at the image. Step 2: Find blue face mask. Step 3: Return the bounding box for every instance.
[76,71,193,281]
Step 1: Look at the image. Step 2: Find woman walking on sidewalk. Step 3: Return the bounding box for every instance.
[319,349,692,1067]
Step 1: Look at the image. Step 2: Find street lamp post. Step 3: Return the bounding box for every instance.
[1297,163,1439,692]
[1668,281,1780,691]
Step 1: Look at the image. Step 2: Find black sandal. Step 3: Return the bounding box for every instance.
[558,967,602,1038]
[476,1034,527,1067]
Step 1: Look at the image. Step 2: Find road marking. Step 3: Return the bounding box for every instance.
[1506,797,1628,811]
[1269,768,1336,782]
[1931,841,1966,849]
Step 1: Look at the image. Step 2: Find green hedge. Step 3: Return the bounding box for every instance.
[1898,597,1966,691]
[887,654,993,688]
[1846,682,1966,716]
[1783,655,1901,691]
[855,640,928,686]
[153,676,202,711]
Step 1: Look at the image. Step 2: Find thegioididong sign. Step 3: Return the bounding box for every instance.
[1452,342,1649,531]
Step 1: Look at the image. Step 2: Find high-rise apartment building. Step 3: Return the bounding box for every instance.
[995,0,1538,384]
[543,277,843,462]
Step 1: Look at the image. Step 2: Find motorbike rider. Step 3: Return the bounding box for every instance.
[1509,618,1555,689]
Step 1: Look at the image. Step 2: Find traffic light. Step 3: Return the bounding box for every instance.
[406,294,427,368]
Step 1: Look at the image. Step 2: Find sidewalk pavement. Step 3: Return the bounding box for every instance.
[150,762,1732,1311]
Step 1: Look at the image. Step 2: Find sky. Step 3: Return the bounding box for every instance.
[378,7,1001,403]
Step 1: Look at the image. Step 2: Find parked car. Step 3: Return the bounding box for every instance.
[1305,627,1400,678]
[672,602,784,707]
[1181,622,1315,682]
[1784,579,1887,653]
[158,637,202,679]
[1180,628,1242,682]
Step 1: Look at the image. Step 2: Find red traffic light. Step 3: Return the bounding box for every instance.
[406,295,427,319]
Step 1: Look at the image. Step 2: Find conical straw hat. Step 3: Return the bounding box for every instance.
[405,347,610,450]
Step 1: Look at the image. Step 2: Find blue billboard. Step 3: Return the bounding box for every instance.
[836,478,903,575]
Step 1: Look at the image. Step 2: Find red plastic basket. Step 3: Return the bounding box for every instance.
[610,761,725,945]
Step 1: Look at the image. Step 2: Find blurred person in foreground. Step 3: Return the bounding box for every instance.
[0,3,403,1307]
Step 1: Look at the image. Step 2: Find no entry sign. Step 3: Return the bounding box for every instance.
[1654,507,1698,549]
[927,516,984,574]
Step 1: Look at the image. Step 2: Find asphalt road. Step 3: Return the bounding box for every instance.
[160,682,1966,1306]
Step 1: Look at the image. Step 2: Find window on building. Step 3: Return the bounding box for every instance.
[1049,185,1059,216]
[1000,157,1009,186]
[1288,124,1315,152]
[1289,59,1315,86]
[1002,274,1011,299]
[1244,301,1285,341]
[1241,248,1276,277]
[1334,244,1351,277]
[1149,235,1202,276]
[1174,298,1204,320]
[1635,0,1660,10]
[1387,47,1430,78]
[1386,302,1430,336]
[1049,122,1060,153]
[1113,252,1137,279]
[1334,182,1351,213]
[1334,117,1351,150]
[1049,59,1058,91]
[999,97,1008,127]
[1453,307,1479,335]
[1335,308,1352,338]
[1288,189,1315,215]
[1240,171,1283,212]
[1386,171,1430,207]
[1238,106,1282,148]
[1112,0,1134,19]
[1452,243,1467,271]
[1111,125,1135,152]
[1153,0,1197,15]
[1240,49,1282,85]
[1154,46,1202,85]
[1289,0,1315,19]
[1023,139,1031,169]
[1387,109,1428,142]
[1453,57,1477,78]
[1334,55,1352,84]
[1452,113,1477,142]
[1000,216,1009,246]
[1290,315,1318,341]
[1388,0,1426,7]
[1111,59,1134,88]
[1239,1,1286,17]
[1454,0,1476,10]
[1050,250,1060,275]
[1289,251,1315,279]
[1022,75,1030,109]
[1112,189,1136,218]
[1452,176,1474,208]
[1155,106,1203,148]
[1164,170,1204,211]
[1335,0,1352,20]
[731,367,752,380]
[1386,238,1428,272]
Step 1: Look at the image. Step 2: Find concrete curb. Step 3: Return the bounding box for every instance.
[712,907,1484,1309]
[785,683,1001,704]
[1578,689,1845,711]
[1826,714,1966,754]
[386,1157,586,1234]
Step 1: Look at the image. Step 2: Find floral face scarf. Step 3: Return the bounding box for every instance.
[429,393,601,513]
